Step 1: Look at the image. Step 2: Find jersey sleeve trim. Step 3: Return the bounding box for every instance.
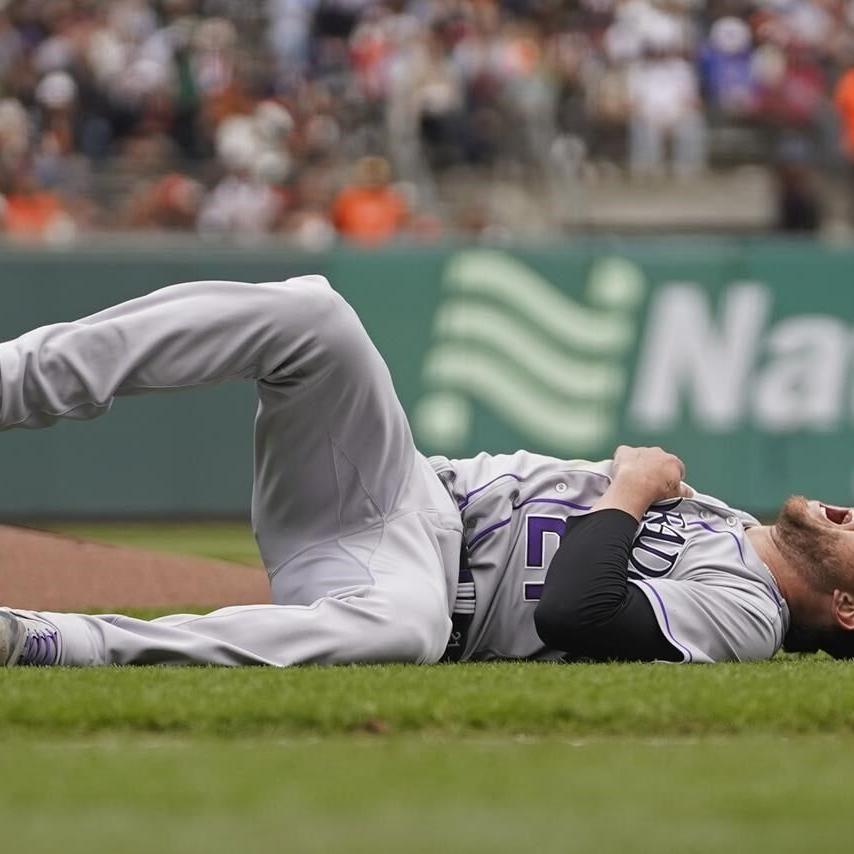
[630,576,785,663]
[631,578,694,663]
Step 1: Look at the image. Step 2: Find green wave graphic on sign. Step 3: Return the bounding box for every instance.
[414,249,645,454]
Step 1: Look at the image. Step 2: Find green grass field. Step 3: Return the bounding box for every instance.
[2,522,851,853]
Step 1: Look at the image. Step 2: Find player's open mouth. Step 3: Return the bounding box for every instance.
[819,503,853,525]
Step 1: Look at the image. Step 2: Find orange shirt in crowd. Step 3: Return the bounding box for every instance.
[3,191,64,236]
[835,69,854,157]
[331,185,407,245]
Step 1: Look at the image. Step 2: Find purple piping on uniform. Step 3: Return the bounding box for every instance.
[760,580,785,613]
[468,517,512,551]
[635,578,694,663]
[513,497,591,512]
[686,519,784,613]
[467,497,591,551]
[687,519,746,562]
[458,473,523,508]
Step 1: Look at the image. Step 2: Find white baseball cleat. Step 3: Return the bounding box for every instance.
[0,610,61,666]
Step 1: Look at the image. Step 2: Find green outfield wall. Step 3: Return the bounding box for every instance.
[1,238,852,518]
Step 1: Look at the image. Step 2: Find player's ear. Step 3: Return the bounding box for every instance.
[832,589,854,631]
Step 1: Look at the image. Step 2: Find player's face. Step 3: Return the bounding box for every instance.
[774,497,854,593]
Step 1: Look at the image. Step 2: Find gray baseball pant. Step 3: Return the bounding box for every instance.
[0,276,463,665]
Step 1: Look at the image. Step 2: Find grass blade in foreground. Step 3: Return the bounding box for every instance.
[2,657,854,736]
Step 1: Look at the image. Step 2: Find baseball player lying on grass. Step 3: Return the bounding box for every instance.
[0,275,851,667]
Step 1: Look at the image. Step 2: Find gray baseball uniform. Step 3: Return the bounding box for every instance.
[432,452,789,663]
[0,276,463,665]
[0,277,789,666]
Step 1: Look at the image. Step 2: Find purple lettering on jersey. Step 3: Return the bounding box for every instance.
[523,515,569,601]
[629,507,687,578]
[524,582,544,601]
[526,515,567,567]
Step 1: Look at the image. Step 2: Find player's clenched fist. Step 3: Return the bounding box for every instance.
[613,445,687,498]
[594,445,691,520]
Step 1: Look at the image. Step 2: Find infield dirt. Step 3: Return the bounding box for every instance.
[0,523,269,611]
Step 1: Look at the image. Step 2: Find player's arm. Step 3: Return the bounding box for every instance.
[534,446,689,662]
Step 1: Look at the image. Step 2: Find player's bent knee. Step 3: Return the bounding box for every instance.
[270,276,360,344]
[278,275,338,323]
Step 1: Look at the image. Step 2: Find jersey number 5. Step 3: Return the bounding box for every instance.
[524,515,567,601]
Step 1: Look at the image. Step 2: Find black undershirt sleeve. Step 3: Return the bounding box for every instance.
[534,509,683,662]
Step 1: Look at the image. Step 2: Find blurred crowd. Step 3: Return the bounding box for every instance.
[1,0,854,244]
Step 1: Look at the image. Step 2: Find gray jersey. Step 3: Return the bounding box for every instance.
[431,451,789,663]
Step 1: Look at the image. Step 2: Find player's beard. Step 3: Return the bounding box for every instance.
[774,496,848,593]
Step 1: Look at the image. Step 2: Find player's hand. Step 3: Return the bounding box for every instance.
[611,445,691,504]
